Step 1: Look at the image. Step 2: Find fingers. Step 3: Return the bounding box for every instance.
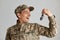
[41,8,52,16]
[42,8,48,15]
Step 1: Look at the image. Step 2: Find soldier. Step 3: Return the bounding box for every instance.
[5,4,57,40]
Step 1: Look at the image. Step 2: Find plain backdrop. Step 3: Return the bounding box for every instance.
[0,0,60,40]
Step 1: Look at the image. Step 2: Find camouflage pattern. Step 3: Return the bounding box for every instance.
[5,15,57,40]
[15,4,34,14]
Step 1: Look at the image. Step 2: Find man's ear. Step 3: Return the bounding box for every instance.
[16,13,21,18]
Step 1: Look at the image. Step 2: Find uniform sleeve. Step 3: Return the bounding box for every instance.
[5,28,11,40]
[35,15,57,38]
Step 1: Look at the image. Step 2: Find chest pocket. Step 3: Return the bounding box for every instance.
[24,24,35,34]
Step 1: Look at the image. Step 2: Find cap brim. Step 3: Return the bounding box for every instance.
[28,6,34,11]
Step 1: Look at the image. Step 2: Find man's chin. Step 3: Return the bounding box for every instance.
[24,19,29,22]
[25,20,29,23]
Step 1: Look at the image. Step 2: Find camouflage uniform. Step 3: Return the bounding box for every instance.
[5,15,57,40]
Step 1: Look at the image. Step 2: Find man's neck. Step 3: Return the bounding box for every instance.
[17,19,28,24]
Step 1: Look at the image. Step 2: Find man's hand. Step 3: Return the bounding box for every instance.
[42,8,53,17]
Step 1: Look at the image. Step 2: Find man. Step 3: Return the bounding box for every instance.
[5,4,57,40]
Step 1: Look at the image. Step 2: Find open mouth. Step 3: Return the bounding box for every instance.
[27,18,29,19]
[26,17,29,19]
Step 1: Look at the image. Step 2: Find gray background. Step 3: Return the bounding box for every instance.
[0,0,60,40]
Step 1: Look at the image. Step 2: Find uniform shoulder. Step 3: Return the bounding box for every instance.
[7,24,17,31]
[28,22,38,26]
[28,22,36,24]
[29,22,43,27]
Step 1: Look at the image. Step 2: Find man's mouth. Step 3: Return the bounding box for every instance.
[26,17,29,19]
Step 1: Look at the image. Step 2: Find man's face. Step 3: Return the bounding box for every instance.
[18,8,31,23]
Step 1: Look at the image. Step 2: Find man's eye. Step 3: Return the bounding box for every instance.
[24,12,28,14]
[23,11,27,13]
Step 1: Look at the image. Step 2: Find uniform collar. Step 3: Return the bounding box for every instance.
[16,20,28,26]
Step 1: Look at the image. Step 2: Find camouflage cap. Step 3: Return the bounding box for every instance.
[15,4,34,14]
